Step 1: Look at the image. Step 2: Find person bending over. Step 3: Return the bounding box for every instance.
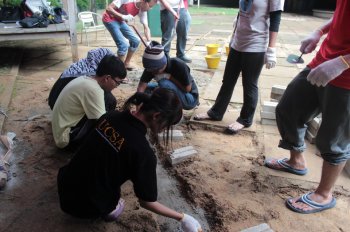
[51,55,126,150]
[48,48,116,111]
[102,0,157,70]
[137,41,199,110]
[57,88,202,232]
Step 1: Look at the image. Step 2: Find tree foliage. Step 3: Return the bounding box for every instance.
[76,0,106,11]
[0,0,22,6]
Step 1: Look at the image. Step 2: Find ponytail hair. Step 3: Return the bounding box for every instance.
[122,92,151,111]
[122,88,183,147]
[123,88,183,126]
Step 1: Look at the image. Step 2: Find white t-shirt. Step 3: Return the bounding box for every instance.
[231,0,284,52]
[103,0,147,25]
[52,76,106,148]
[160,0,185,10]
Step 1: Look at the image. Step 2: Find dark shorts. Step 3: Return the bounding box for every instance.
[276,68,350,164]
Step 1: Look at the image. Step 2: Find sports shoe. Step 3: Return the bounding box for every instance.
[177,55,192,63]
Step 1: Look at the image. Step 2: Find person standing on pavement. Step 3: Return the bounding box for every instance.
[265,0,350,214]
[137,41,199,110]
[159,0,192,63]
[57,88,202,232]
[194,0,284,134]
[51,55,126,150]
[183,0,191,39]
[102,0,157,70]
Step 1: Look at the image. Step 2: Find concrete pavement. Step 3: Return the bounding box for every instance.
[184,12,350,189]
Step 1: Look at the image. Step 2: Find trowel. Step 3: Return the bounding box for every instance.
[287,53,304,64]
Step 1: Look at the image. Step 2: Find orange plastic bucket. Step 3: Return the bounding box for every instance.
[205,54,221,69]
[206,44,220,55]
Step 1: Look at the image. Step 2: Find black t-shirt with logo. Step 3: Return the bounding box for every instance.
[57,110,157,218]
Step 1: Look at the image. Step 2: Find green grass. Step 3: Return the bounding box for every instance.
[189,6,238,15]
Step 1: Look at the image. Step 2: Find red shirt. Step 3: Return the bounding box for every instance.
[184,0,188,9]
[102,0,141,23]
[308,0,350,90]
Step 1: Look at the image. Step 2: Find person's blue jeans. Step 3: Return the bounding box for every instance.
[103,21,140,56]
[185,9,191,35]
[147,79,198,110]
[207,48,265,127]
[161,8,188,58]
[276,68,350,164]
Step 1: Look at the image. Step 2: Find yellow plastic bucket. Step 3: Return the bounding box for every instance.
[225,44,230,56]
[206,44,220,55]
[205,54,221,69]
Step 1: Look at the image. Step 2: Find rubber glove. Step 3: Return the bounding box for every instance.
[180,214,202,232]
[307,56,349,87]
[265,47,276,69]
[122,14,134,22]
[300,30,323,54]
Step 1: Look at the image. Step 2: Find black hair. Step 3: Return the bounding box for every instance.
[123,88,183,146]
[96,54,127,79]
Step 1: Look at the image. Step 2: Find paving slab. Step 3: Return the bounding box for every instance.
[202,70,244,103]
[260,65,299,79]
[241,223,273,232]
[168,146,198,165]
[260,87,275,103]
[259,75,295,89]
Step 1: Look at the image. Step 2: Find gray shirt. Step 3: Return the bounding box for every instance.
[232,0,284,52]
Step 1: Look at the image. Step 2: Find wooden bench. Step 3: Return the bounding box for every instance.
[0,0,78,61]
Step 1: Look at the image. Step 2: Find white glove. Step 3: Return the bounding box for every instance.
[180,214,202,232]
[300,30,323,54]
[307,56,349,87]
[122,14,134,22]
[265,47,277,69]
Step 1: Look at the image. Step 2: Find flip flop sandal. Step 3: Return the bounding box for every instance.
[264,158,308,175]
[286,192,336,214]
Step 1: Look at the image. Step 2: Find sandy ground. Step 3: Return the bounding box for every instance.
[1,12,350,232]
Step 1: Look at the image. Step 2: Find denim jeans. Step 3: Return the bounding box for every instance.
[185,9,191,35]
[276,68,350,164]
[147,79,198,110]
[103,21,140,56]
[161,8,188,58]
[207,48,265,127]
